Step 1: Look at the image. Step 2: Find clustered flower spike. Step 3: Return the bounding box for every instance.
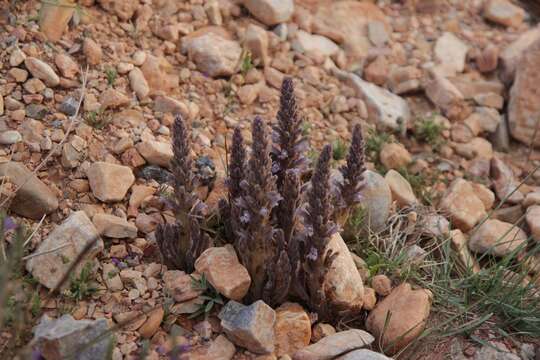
[334,124,367,227]
[155,115,211,272]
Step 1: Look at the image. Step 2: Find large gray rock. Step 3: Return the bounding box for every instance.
[337,71,410,132]
[507,38,540,148]
[26,211,104,290]
[219,300,276,354]
[33,314,113,360]
[293,329,374,360]
[0,161,58,219]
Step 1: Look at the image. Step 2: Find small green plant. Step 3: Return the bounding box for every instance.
[105,67,117,86]
[240,50,254,76]
[64,262,97,302]
[365,128,393,163]
[189,274,223,319]
[85,110,111,129]
[332,138,347,161]
[414,116,444,149]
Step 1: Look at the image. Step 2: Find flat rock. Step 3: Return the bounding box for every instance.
[140,55,179,95]
[484,0,525,28]
[293,329,374,360]
[0,161,58,219]
[138,307,164,338]
[293,30,339,57]
[500,27,540,83]
[366,283,431,355]
[26,211,104,290]
[425,74,465,119]
[162,270,203,302]
[189,335,236,360]
[86,162,135,202]
[33,314,112,360]
[434,32,469,76]
[469,219,528,257]
[338,71,410,132]
[439,178,487,232]
[324,233,365,313]
[24,57,60,87]
[337,349,393,360]
[55,53,79,79]
[0,130,22,145]
[219,300,276,354]
[380,143,412,170]
[274,302,311,357]
[93,213,137,238]
[194,245,251,301]
[136,140,173,168]
[243,0,294,26]
[508,39,540,147]
[99,88,130,109]
[186,33,242,78]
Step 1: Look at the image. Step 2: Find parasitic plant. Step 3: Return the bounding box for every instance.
[156,115,211,272]
[334,124,366,227]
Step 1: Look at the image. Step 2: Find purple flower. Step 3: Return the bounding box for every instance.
[307,247,318,261]
[3,216,16,232]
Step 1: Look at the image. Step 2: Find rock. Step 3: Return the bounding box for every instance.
[483,0,525,28]
[38,0,75,42]
[93,213,137,238]
[491,157,524,204]
[237,82,263,105]
[99,88,130,109]
[371,275,392,296]
[0,130,22,145]
[358,170,392,232]
[508,39,540,147]
[274,302,311,357]
[364,56,389,86]
[500,27,540,83]
[0,162,58,219]
[83,38,103,66]
[26,104,49,120]
[194,245,251,301]
[337,349,393,360]
[55,53,79,79]
[336,70,410,132]
[0,95,3,115]
[474,343,520,360]
[97,0,139,20]
[26,211,104,290]
[59,96,79,116]
[470,183,495,210]
[10,49,26,67]
[190,335,236,360]
[205,0,222,26]
[243,0,294,26]
[33,314,112,360]
[469,219,528,257]
[129,68,149,99]
[24,78,46,94]
[450,230,480,273]
[439,178,487,232]
[526,205,540,242]
[245,24,269,66]
[186,33,242,78]
[86,162,135,202]
[477,44,499,73]
[384,170,417,208]
[324,233,365,312]
[136,140,173,168]
[366,283,431,355]
[362,287,377,311]
[422,214,450,237]
[434,32,469,76]
[368,21,389,47]
[311,323,336,343]
[162,270,202,302]
[138,307,164,338]
[293,329,374,360]
[293,31,339,58]
[102,262,123,291]
[425,74,465,119]
[380,143,412,170]
[24,57,60,87]
[219,300,276,354]
[140,55,179,95]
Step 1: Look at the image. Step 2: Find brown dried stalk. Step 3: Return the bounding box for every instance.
[334,124,366,227]
[235,116,281,301]
[156,115,211,272]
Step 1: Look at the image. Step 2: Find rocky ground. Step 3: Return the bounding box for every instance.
[1,0,540,359]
